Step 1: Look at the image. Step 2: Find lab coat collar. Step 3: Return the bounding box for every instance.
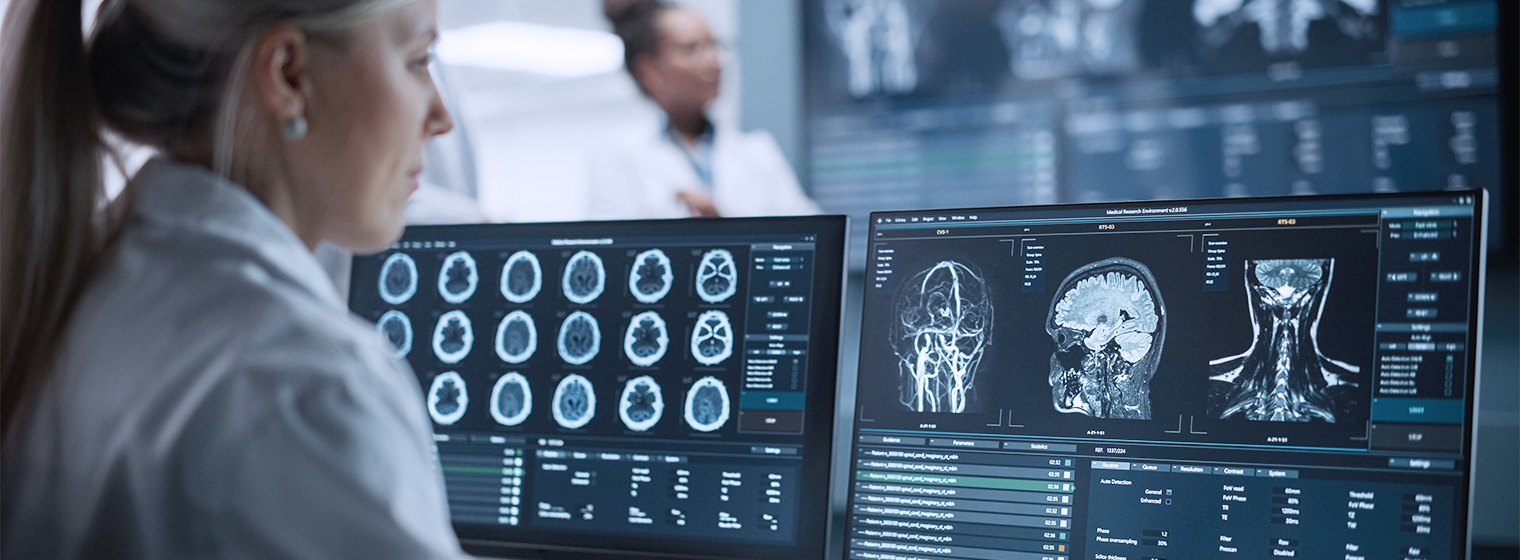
[129,159,346,311]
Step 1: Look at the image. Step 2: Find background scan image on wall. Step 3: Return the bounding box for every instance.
[347,217,846,560]
[845,191,1487,560]
[805,0,1511,268]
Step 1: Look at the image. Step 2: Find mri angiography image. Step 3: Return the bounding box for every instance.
[824,0,928,97]
[690,310,734,366]
[490,372,533,426]
[556,311,601,365]
[891,261,993,414]
[684,376,731,432]
[438,251,479,304]
[552,374,597,429]
[1194,0,1379,56]
[1047,258,1165,420]
[695,249,739,303]
[618,375,665,432]
[623,311,670,367]
[495,310,537,364]
[428,371,468,425]
[378,253,418,305]
[994,0,1143,81]
[629,249,674,304]
[501,250,542,304]
[1209,259,1361,422]
[377,310,412,358]
[562,251,606,304]
[432,310,474,364]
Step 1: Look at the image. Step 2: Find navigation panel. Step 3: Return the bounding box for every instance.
[351,217,847,560]
[845,191,1487,560]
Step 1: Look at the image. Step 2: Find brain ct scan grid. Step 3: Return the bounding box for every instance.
[846,192,1486,560]
[348,217,846,560]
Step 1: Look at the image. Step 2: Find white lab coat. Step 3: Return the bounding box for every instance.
[1,160,469,560]
[586,123,823,220]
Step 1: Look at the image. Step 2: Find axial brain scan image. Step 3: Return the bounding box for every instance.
[495,310,537,364]
[891,261,993,414]
[428,371,468,425]
[433,310,474,364]
[690,310,734,366]
[623,311,669,367]
[1047,257,1165,420]
[684,376,731,432]
[695,249,739,303]
[378,253,418,305]
[490,372,532,426]
[552,374,596,429]
[629,249,675,304]
[557,311,601,365]
[377,310,413,357]
[619,375,664,432]
[501,251,542,304]
[1209,259,1361,422]
[438,251,479,304]
[562,251,606,304]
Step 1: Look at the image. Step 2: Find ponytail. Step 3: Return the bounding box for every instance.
[0,0,106,437]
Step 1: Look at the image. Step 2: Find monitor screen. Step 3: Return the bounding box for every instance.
[803,0,1511,268]
[349,216,848,560]
[843,190,1487,560]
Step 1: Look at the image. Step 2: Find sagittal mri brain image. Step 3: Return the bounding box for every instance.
[684,376,731,432]
[629,249,674,304]
[824,0,927,97]
[377,310,413,357]
[891,261,992,414]
[1209,259,1361,422]
[623,311,669,367]
[994,0,1143,81]
[562,251,606,304]
[490,372,532,426]
[552,374,596,429]
[438,251,479,304]
[495,310,536,364]
[1194,0,1379,55]
[618,375,664,432]
[501,251,542,304]
[556,311,601,365]
[428,371,468,425]
[378,253,418,305]
[690,310,734,366]
[1047,258,1165,420]
[432,310,474,364]
[695,249,739,303]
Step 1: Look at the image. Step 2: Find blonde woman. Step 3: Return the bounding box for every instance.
[0,0,470,557]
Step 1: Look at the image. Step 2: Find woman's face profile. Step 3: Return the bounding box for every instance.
[641,7,722,113]
[291,0,454,252]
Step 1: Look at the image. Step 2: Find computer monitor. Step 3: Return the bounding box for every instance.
[843,191,1487,560]
[803,0,1513,268]
[348,216,848,559]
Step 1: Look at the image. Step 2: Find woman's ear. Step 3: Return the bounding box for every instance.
[247,26,311,126]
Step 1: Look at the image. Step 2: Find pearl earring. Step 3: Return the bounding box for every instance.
[282,115,308,141]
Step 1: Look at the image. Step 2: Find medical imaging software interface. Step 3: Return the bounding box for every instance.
[805,0,1508,268]
[845,191,1486,560]
[349,218,845,558]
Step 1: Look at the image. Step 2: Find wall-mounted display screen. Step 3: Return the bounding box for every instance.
[804,0,1510,267]
[350,216,848,560]
[843,190,1487,560]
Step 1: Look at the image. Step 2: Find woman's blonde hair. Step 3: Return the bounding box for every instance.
[0,0,407,436]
